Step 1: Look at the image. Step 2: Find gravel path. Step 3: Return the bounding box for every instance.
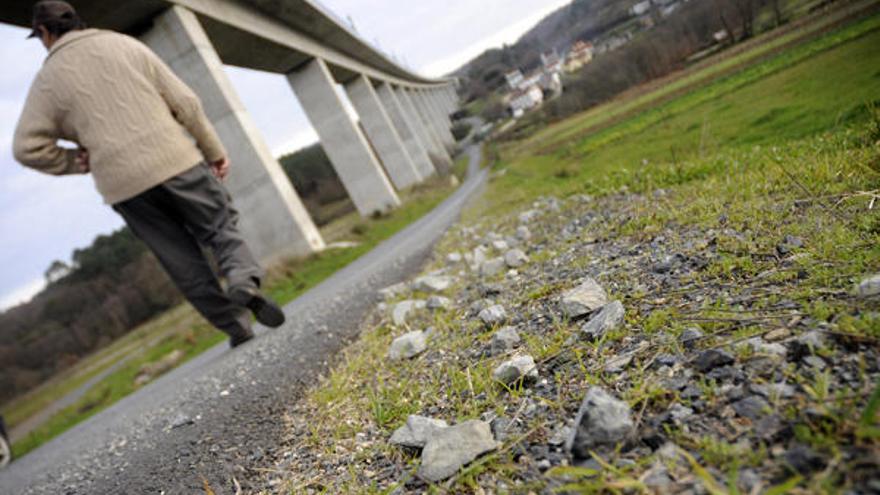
[0,143,486,495]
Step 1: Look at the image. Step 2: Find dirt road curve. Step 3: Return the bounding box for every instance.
[0,144,486,495]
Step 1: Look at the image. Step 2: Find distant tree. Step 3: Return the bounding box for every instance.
[44,260,70,284]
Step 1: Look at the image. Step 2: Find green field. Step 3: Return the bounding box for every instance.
[276,11,880,493]
[3,175,460,459]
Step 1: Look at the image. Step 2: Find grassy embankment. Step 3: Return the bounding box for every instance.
[4,174,462,459]
[275,12,880,493]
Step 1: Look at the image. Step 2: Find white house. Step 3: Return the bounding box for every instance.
[508,85,544,118]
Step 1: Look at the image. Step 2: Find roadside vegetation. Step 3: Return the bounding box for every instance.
[261,12,880,493]
[4,175,461,459]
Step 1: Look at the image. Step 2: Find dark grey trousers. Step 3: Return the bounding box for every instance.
[113,163,263,338]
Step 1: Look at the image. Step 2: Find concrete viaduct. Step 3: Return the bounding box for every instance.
[2,0,461,263]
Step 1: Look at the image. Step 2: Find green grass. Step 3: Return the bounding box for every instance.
[483,14,880,213]
[511,0,879,157]
[273,11,880,493]
[7,177,459,460]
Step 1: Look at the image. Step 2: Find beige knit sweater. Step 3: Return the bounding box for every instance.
[13,29,226,204]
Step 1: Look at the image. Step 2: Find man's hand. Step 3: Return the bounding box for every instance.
[75,148,90,173]
[210,157,230,181]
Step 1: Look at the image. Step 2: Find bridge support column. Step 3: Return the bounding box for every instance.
[344,75,421,190]
[417,89,454,149]
[374,82,436,179]
[287,59,400,216]
[427,89,453,129]
[395,86,451,172]
[141,5,324,263]
[407,88,451,152]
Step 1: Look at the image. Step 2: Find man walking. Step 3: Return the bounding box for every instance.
[13,1,285,347]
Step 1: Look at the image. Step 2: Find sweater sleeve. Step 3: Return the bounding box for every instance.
[12,78,81,175]
[143,45,227,163]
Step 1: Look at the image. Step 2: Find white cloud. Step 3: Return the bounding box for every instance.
[0,276,45,311]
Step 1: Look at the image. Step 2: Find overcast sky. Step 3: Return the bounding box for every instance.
[0,0,570,310]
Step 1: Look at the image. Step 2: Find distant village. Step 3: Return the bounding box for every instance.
[501,0,690,118]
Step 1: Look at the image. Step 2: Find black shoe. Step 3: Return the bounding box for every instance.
[229,328,255,348]
[229,286,286,328]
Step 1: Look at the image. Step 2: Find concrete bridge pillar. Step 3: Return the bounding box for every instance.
[395,86,451,170]
[416,88,454,149]
[141,5,324,263]
[287,59,400,216]
[373,82,436,179]
[406,88,450,153]
[344,75,421,190]
[427,89,453,129]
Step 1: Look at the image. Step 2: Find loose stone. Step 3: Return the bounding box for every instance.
[391,300,426,326]
[426,296,452,310]
[516,226,531,241]
[731,395,770,420]
[478,305,507,326]
[378,282,409,301]
[560,277,609,318]
[490,326,521,354]
[580,301,625,341]
[492,354,538,384]
[504,249,529,268]
[679,327,704,349]
[446,252,462,265]
[693,348,735,372]
[857,273,880,297]
[389,415,448,448]
[491,240,509,251]
[480,258,506,277]
[566,387,634,458]
[388,331,428,360]
[418,420,498,482]
[412,275,453,293]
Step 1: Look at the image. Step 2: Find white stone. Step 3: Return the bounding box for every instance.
[491,240,509,251]
[388,331,428,360]
[858,274,880,297]
[493,354,538,384]
[426,296,452,310]
[391,300,426,326]
[504,249,529,268]
[412,275,454,293]
[390,415,448,448]
[560,278,609,318]
[446,252,462,265]
[516,226,531,241]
